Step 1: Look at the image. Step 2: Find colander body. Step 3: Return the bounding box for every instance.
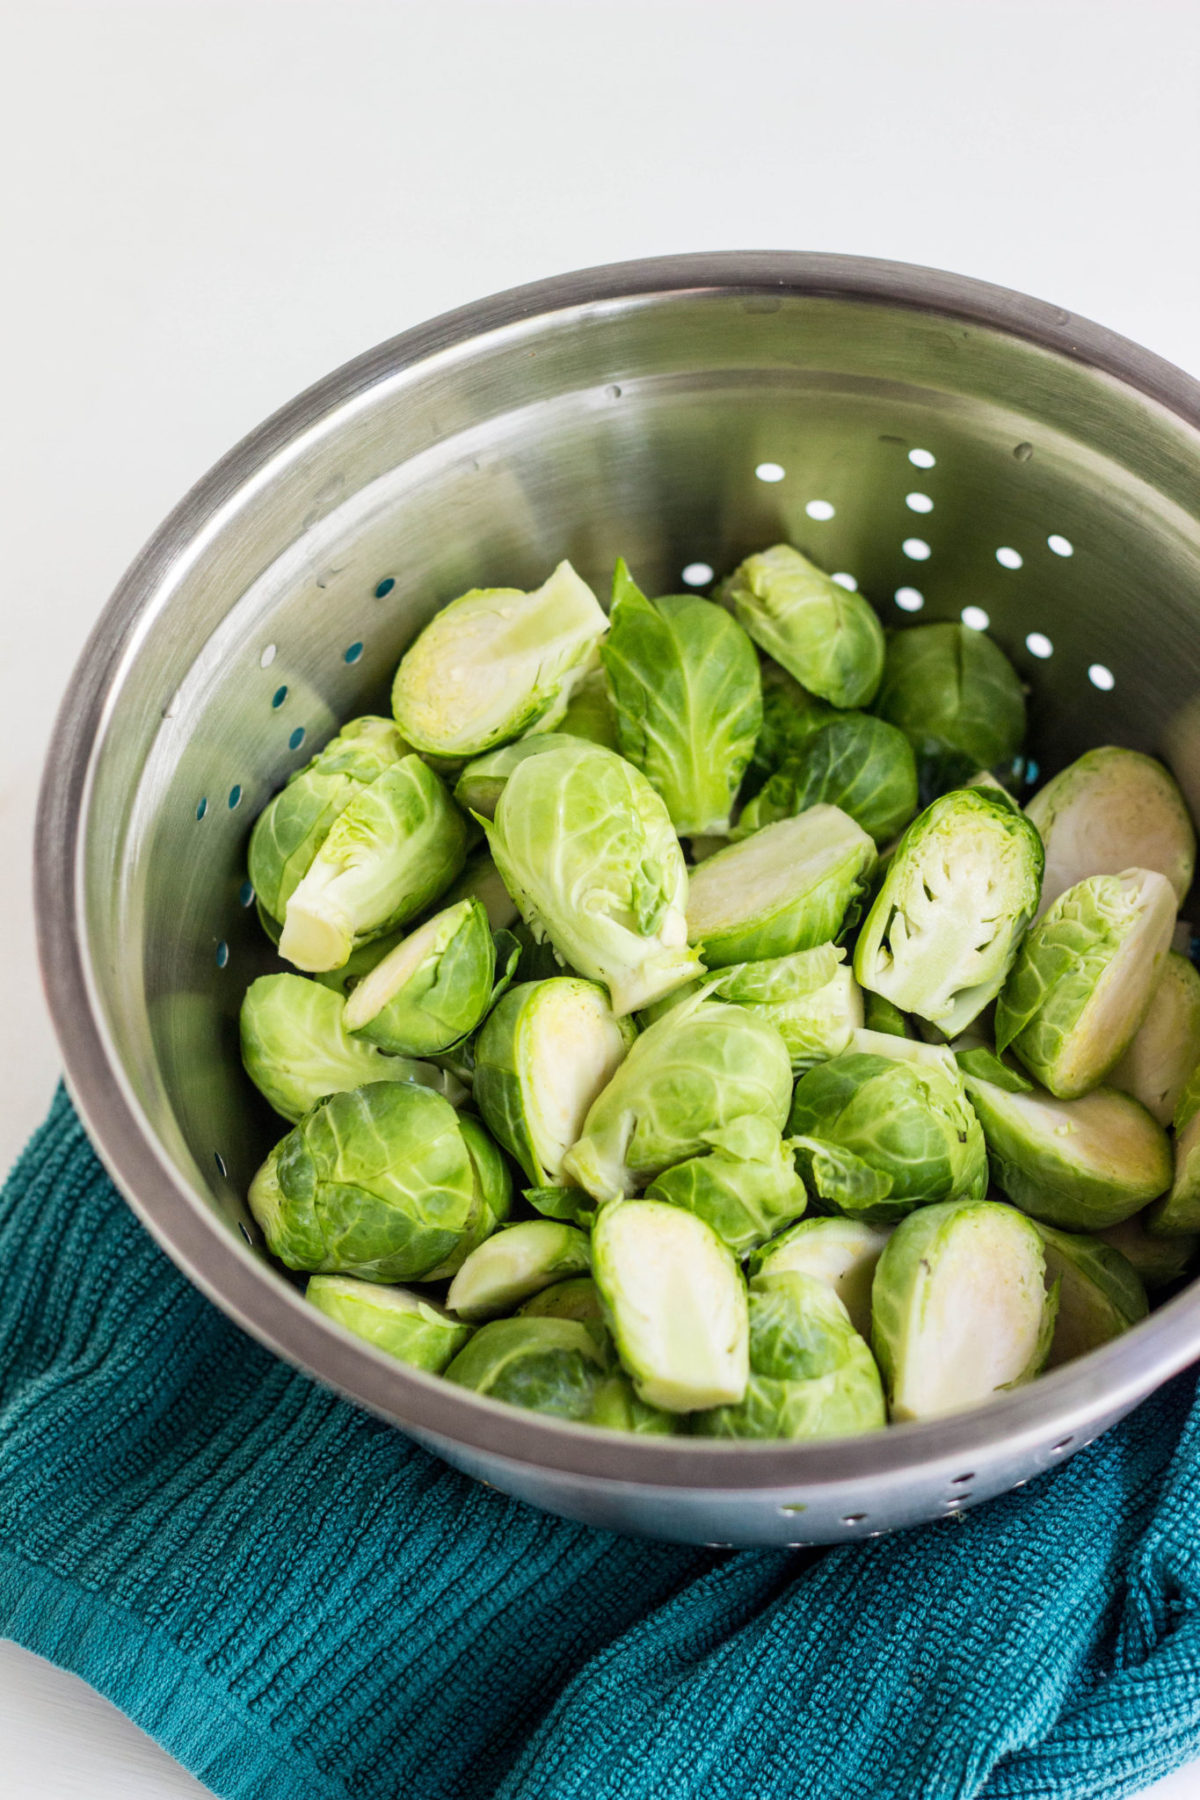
[35,253,1200,1546]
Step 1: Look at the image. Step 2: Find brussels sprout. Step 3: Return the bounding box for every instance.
[722,544,885,708]
[961,1069,1172,1230]
[446,1220,592,1321]
[509,921,574,983]
[588,1372,678,1434]
[686,806,876,968]
[523,1185,598,1228]
[1177,1062,1200,1134]
[863,992,916,1038]
[443,1317,608,1420]
[735,714,918,846]
[694,1271,886,1440]
[1145,1111,1200,1237]
[564,995,793,1201]
[854,788,1044,1036]
[640,944,862,1072]
[786,1049,987,1222]
[872,1200,1055,1420]
[645,1114,807,1255]
[474,978,635,1186]
[438,849,522,932]
[240,974,453,1122]
[311,923,408,997]
[484,741,704,1015]
[248,716,410,924]
[306,1274,474,1372]
[247,1082,489,1281]
[873,623,1026,797]
[1096,1214,1199,1288]
[1034,1225,1148,1368]
[420,1112,513,1280]
[557,664,619,749]
[342,898,511,1057]
[1110,952,1200,1125]
[966,770,1022,811]
[748,1216,891,1340]
[745,662,837,789]
[952,1045,1032,1093]
[279,757,467,972]
[518,1275,607,1331]
[600,560,762,835]
[1026,746,1196,913]
[391,560,609,759]
[592,1201,749,1411]
[996,870,1176,1099]
[453,735,587,822]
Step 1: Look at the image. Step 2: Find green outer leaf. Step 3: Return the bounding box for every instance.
[644,1130,807,1256]
[420,1112,513,1282]
[1110,953,1200,1127]
[587,1372,678,1433]
[862,992,916,1039]
[346,899,498,1057]
[557,664,620,749]
[953,1047,1033,1093]
[1177,1062,1200,1134]
[873,623,1026,795]
[305,1275,474,1372]
[723,544,885,708]
[446,1219,591,1321]
[736,714,918,847]
[636,946,861,1072]
[523,1186,599,1228]
[1146,1111,1200,1236]
[1033,1223,1148,1368]
[1096,1213,1199,1286]
[601,561,762,836]
[1025,745,1195,911]
[747,1216,891,1340]
[518,1275,607,1331]
[438,849,522,932]
[443,1317,608,1420]
[790,1135,896,1220]
[745,661,839,789]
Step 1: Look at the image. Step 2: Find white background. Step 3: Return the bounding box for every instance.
[2,1,1200,1794]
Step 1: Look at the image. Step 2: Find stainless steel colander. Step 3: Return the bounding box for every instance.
[35,253,1200,1546]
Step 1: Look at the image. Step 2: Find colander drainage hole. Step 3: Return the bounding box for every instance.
[213,1151,227,1178]
[1088,664,1115,691]
[806,499,835,521]
[1051,1436,1074,1454]
[238,1222,254,1247]
[195,797,208,821]
[289,726,306,751]
[681,562,713,587]
[895,587,924,613]
[1026,632,1053,659]
[755,461,785,483]
[831,572,858,590]
[215,940,229,968]
[996,546,1023,570]
[841,1513,868,1525]
[909,447,936,468]
[961,606,989,632]
[228,784,242,810]
[272,685,288,709]
[951,1472,975,1485]
[906,492,934,514]
[375,577,396,598]
[239,880,255,907]
[344,641,364,664]
[259,643,277,669]
[1047,534,1074,557]
[902,538,930,561]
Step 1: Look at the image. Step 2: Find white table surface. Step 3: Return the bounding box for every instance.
[3,1,1200,1794]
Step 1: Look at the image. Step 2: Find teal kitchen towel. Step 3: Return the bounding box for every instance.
[3,1086,1200,1800]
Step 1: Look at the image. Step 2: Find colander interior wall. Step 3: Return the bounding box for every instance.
[41,255,1200,1545]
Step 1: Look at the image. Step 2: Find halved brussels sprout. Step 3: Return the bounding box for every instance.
[279,757,467,972]
[446,1220,592,1321]
[1034,1224,1148,1368]
[557,663,619,749]
[343,898,513,1057]
[453,735,586,822]
[1026,746,1196,912]
[1111,952,1200,1125]
[640,943,862,1073]
[746,661,837,789]
[786,1049,987,1222]
[644,1114,807,1255]
[473,978,635,1185]
[588,1372,678,1434]
[311,923,408,997]
[438,849,522,931]
[564,995,793,1201]
[1145,1111,1200,1237]
[443,1317,608,1420]
[420,1112,513,1281]
[600,560,762,835]
[484,741,704,1015]
[872,1200,1055,1420]
[996,869,1176,1098]
[736,714,918,847]
[1097,1214,1198,1287]
[248,716,410,925]
[686,806,876,967]
[748,1216,892,1340]
[240,973,452,1122]
[247,1082,487,1281]
[306,1274,474,1372]
[592,1200,749,1411]
[721,544,885,709]
[854,788,1044,1036]
[873,623,1026,797]
[962,1069,1172,1230]
[391,560,609,759]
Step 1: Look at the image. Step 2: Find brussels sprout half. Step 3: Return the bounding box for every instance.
[748,1216,892,1341]
[873,623,1026,797]
[1111,952,1200,1126]
[736,713,918,847]
[343,898,513,1057]
[444,1317,609,1420]
[640,944,863,1073]
[453,735,588,822]
[645,1114,808,1256]
[1026,746,1196,913]
[391,560,609,759]
[686,806,876,967]
[588,1372,678,1434]
[1146,1111,1200,1238]
[871,1200,1055,1421]
[722,544,885,709]
[447,1220,592,1321]
[996,869,1177,1099]
[1096,1214,1198,1288]
[306,1274,474,1372]
[1034,1225,1148,1369]
[854,788,1044,1037]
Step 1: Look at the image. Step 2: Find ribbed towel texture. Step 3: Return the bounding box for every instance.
[3,1088,1200,1800]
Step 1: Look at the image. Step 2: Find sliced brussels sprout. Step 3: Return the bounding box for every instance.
[247,1082,485,1281]
[962,1069,1172,1230]
[592,1201,749,1411]
[588,1372,678,1434]
[279,757,467,972]
[721,544,885,709]
[854,787,1044,1036]
[240,974,456,1122]
[862,992,916,1039]
[694,1270,886,1440]
[305,1274,474,1372]
[443,1317,608,1420]
[748,1216,892,1340]
[453,734,587,822]
[484,741,704,1014]
[420,1112,513,1281]
[1145,1111,1200,1237]
[640,944,863,1072]
[473,978,635,1186]
[1034,1224,1148,1369]
[872,1200,1055,1421]
[735,714,918,847]
[873,623,1026,797]
[1096,1214,1199,1288]
[1110,952,1200,1125]
[787,1049,987,1222]
[745,661,837,790]
[557,663,619,749]
[644,1115,807,1256]
[438,849,521,932]
[564,995,793,1201]
[248,716,410,924]
[1026,746,1196,912]
[391,560,609,759]
[686,806,876,967]
[446,1220,592,1321]
[600,560,762,835]
[343,898,512,1057]
[996,870,1176,1098]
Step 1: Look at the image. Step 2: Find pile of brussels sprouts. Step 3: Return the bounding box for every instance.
[240,544,1200,1439]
